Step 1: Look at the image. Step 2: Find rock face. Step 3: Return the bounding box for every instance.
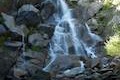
[0,48,19,80]
[0,2,55,80]
[0,0,120,80]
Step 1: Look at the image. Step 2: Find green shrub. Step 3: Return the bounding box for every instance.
[105,34,120,56]
[103,0,113,9]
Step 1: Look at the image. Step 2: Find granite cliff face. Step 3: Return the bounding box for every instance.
[0,0,120,80]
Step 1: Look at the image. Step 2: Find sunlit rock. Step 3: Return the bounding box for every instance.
[18,4,39,13]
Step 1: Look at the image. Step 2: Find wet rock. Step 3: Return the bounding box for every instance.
[0,24,7,35]
[63,62,85,77]
[16,11,41,26]
[29,33,49,47]
[41,1,56,21]
[37,24,55,39]
[43,54,83,73]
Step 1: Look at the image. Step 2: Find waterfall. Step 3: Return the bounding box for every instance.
[43,0,102,72]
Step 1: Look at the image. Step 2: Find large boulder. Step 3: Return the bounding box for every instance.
[16,11,41,26]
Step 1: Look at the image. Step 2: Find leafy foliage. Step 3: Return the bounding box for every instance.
[105,34,120,56]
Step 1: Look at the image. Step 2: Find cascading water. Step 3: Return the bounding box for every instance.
[43,0,102,72]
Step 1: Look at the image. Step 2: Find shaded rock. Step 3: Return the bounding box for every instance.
[15,0,43,9]
[29,33,49,47]
[0,48,18,79]
[87,18,99,32]
[13,68,27,79]
[24,63,41,75]
[0,24,7,35]
[91,73,101,80]
[101,57,109,68]
[29,70,51,80]
[16,11,41,26]
[100,68,113,73]
[23,50,47,61]
[0,0,13,12]
[37,24,55,39]
[75,74,87,80]
[17,5,41,26]
[91,58,100,68]
[29,59,42,65]
[110,57,120,73]
[102,71,113,79]
[41,1,56,20]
